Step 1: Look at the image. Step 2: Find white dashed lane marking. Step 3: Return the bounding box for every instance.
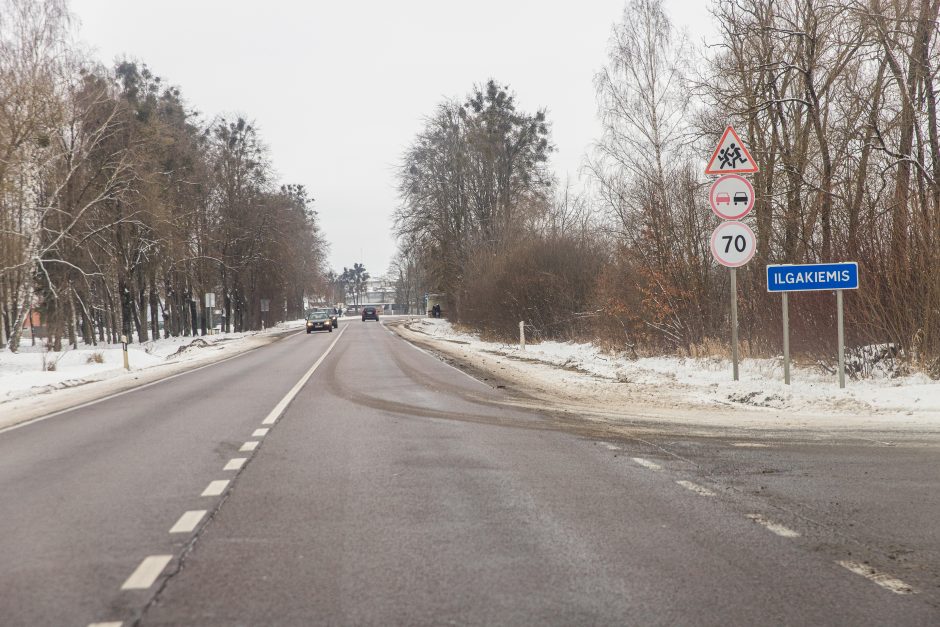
[746,514,800,538]
[837,560,914,594]
[239,441,259,452]
[731,442,770,448]
[602,443,621,451]
[169,510,207,534]
[252,428,269,437]
[631,457,662,471]
[201,480,230,497]
[121,555,173,590]
[676,480,716,497]
[88,622,122,627]
[224,457,247,471]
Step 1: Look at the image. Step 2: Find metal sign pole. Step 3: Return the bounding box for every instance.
[731,268,739,381]
[837,289,845,388]
[782,292,790,385]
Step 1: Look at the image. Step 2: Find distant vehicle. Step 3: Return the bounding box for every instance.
[716,192,731,205]
[733,192,748,205]
[306,311,333,333]
[361,306,379,322]
[312,307,338,328]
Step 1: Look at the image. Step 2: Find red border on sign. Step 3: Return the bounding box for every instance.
[705,126,759,175]
[709,221,756,268]
[709,175,755,220]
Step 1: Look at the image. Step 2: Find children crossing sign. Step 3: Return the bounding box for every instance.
[705,126,758,175]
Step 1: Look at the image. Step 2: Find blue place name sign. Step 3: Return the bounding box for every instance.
[766,262,859,292]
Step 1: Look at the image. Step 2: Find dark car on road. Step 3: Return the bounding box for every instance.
[312,307,338,328]
[361,306,379,322]
[306,311,333,333]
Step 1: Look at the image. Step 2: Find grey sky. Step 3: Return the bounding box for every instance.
[70,0,713,277]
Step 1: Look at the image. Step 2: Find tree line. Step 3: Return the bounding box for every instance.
[323,263,370,307]
[392,0,940,374]
[0,0,326,352]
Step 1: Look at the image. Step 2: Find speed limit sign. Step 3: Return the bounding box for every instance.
[710,221,756,267]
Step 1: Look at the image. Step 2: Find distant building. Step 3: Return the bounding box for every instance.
[361,276,395,308]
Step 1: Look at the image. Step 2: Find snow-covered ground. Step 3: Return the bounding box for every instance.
[395,318,940,429]
[0,320,306,428]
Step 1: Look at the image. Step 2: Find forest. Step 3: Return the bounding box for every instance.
[392,0,940,375]
[0,0,326,352]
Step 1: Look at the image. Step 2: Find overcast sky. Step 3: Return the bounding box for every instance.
[70,0,714,277]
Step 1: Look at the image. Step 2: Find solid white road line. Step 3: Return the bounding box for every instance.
[731,442,770,448]
[837,560,914,594]
[631,457,662,471]
[121,555,173,590]
[224,457,247,471]
[387,324,492,389]
[88,622,123,627]
[746,514,800,538]
[676,480,716,497]
[169,510,208,534]
[239,441,259,452]
[261,325,348,426]
[201,480,229,497]
[252,428,269,437]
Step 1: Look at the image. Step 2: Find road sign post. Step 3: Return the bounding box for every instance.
[260,298,270,330]
[706,125,758,382]
[731,268,739,381]
[205,293,216,335]
[782,292,790,385]
[766,262,858,388]
[709,222,755,381]
[837,289,845,389]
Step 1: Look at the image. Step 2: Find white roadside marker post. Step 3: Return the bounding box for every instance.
[519,321,525,351]
[121,335,129,371]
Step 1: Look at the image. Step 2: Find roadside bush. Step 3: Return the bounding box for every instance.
[458,233,603,342]
[86,352,105,364]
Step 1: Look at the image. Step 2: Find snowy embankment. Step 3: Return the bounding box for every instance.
[0,320,306,428]
[396,318,940,429]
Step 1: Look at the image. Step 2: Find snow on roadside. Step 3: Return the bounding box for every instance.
[0,320,306,405]
[406,318,940,420]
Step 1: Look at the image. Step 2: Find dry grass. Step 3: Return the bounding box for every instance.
[687,337,757,359]
[86,351,104,364]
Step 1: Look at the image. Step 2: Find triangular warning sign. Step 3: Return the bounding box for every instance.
[705,126,758,175]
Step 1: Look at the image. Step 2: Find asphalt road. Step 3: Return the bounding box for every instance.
[1,319,938,626]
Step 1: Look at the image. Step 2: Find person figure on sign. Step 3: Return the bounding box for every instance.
[719,143,748,169]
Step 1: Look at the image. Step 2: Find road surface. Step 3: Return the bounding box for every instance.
[1,319,938,625]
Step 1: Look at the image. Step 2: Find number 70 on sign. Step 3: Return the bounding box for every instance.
[710,221,756,267]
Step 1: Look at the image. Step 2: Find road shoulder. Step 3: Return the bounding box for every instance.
[386,318,940,436]
[0,327,300,433]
